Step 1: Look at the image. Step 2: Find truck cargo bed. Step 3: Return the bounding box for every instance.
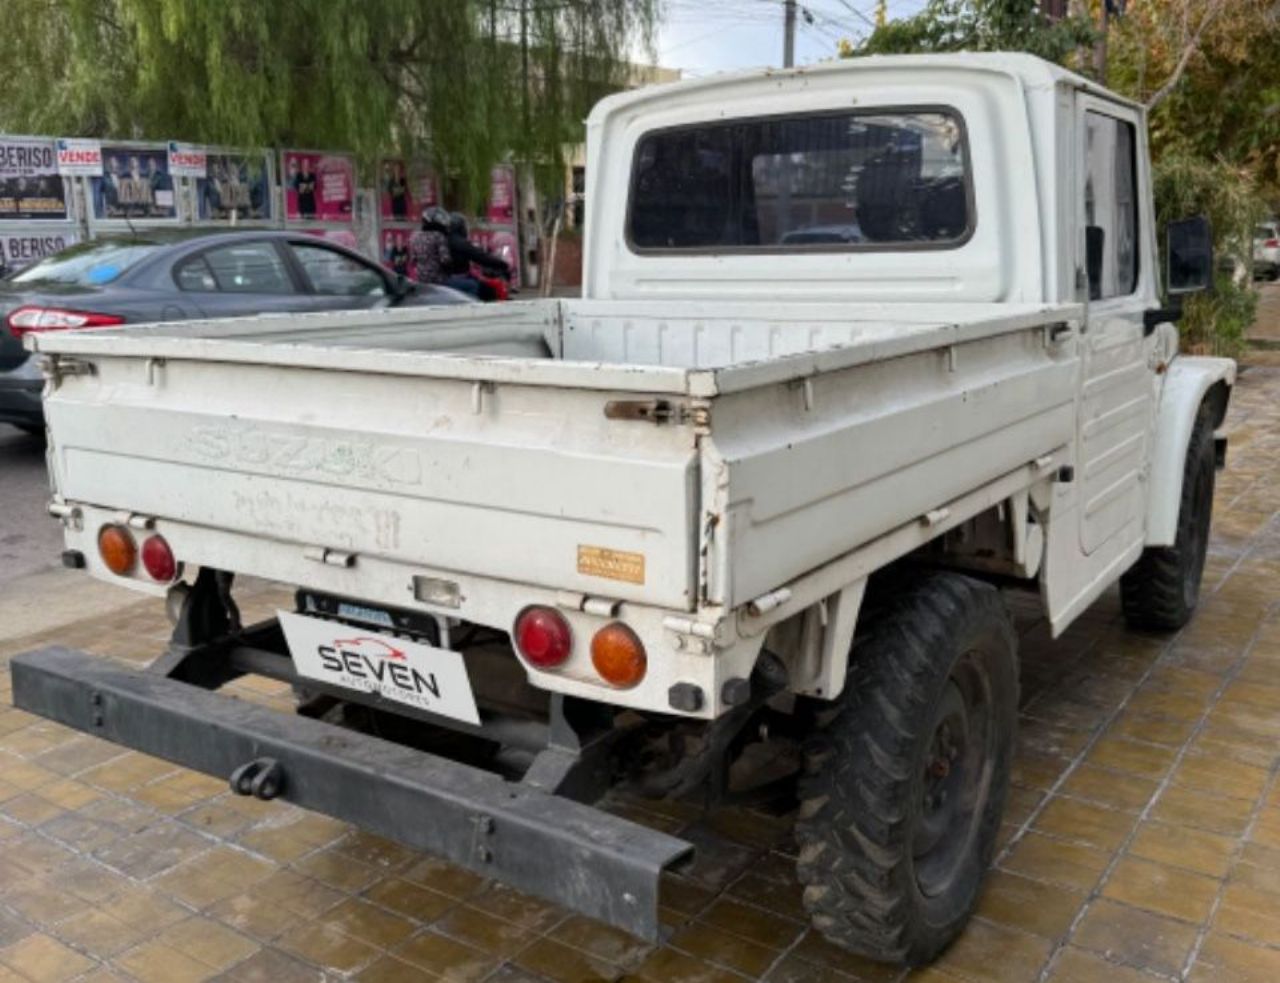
[32,298,1080,614]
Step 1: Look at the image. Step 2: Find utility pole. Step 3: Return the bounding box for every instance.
[783,0,797,68]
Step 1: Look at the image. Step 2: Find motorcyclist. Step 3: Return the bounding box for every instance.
[444,212,512,301]
[408,206,451,285]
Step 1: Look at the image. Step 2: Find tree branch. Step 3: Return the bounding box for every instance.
[1146,0,1225,110]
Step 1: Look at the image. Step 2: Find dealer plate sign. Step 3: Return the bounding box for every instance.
[279,611,480,724]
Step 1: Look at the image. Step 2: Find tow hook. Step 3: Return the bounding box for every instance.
[230,757,284,800]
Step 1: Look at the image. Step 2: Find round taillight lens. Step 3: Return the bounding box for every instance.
[98,525,136,576]
[141,534,177,582]
[513,606,573,669]
[591,622,647,688]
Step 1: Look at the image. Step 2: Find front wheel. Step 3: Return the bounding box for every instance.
[1120,404,1216,631]
[795,572,1018,965]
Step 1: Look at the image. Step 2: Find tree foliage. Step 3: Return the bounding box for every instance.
[0,0,659,206]
[1108,0,1280,192]
[1152,151,1267,355]
[846,0,1094,63]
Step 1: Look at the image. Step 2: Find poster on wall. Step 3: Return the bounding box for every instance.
[0,138,68,221]
[0,229,78,273]
[90,146,176,220]
[198,153,272,221]
[486,165,516,225]
[379,159,438,222]
[380,228,411,277]
[283,151,354,222]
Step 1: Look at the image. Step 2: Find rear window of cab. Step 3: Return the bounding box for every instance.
[627,107,973,253]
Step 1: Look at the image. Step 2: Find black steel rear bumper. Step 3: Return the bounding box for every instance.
[10,647,692,940]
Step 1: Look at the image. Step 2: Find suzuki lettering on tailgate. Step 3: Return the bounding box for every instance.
[279,612,480,724]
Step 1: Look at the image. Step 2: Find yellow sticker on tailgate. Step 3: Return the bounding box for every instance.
[577,545,645,585]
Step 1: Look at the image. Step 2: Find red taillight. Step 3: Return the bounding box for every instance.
[7,306,125,339]
[141,534,177,582]
[1267,239,1279,248]
[513,606,573,669]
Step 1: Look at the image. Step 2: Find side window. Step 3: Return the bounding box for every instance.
[177,242,295,294]
[290,244,387,296]
[174,256,218,292]
[1084,111,1140,300]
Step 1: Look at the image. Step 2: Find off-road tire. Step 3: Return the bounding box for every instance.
[795,572,1018,965]
[1120,404,1216,631]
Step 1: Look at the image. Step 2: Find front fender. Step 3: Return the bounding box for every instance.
[1145,355,1235,547]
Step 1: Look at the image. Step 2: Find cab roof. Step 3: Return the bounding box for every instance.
[590,51,1142,124]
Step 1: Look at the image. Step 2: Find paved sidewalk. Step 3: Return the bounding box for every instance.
[1247,281,1280,346]
[2,366,1280,983]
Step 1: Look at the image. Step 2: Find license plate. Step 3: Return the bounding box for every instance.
[278,611,480,725]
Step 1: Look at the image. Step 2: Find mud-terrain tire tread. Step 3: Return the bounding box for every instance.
[794,572,1017,965]
[1120,404,1216,631]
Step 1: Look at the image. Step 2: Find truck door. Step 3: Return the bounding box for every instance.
[1045,94,1161,632]
[1075,99,1155,559]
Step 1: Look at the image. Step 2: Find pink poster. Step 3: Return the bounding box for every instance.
[379,159,438,222]
[283,151,354,222]
[380,228,412,278]
[486,165,516,225]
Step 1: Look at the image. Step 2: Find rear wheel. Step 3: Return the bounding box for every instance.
[795,572,1018,965]
[1120,404,1216,631]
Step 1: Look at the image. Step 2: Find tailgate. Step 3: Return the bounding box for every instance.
[44,354,700,609]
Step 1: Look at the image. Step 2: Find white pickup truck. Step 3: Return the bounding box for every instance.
[13,53,1233,964]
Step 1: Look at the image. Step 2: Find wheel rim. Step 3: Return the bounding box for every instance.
[1182,459,1213,610]
[913,652,995,899]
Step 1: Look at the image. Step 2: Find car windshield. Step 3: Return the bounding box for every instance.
[10,241,163,286]
[1257,226,1277,240]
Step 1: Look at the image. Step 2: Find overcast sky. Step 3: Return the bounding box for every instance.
[653,0,929,77]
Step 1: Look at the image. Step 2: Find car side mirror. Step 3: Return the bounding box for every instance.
[1167,215,1213,296]
[392,274,415,298]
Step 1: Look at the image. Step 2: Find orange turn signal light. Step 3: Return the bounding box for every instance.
[591,622,647,688]
[98,524,137,576]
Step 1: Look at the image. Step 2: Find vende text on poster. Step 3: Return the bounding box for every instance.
[55,138,103,176]
[167,142,208,179]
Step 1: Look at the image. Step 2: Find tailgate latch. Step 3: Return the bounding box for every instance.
[604,400,710,429]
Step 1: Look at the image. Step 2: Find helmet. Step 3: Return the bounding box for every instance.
[422,206,449,228]
[449,212,469,237]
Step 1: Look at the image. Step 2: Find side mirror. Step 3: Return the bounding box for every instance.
[1167,215,1213,295]
[392,274,415,298]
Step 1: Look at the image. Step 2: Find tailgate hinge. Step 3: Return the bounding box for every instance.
[39,355,96,391]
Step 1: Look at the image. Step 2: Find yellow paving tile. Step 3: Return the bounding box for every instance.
[1102,856,1222,924]
[1032,796,1137,851]
[1190,931,1280,983]
[1128,821,1238,878]
[1073,898,1199,976]
[0,933,96,983]
[1000,832,1112,892]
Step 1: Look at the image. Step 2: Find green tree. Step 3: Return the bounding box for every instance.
[0,0,659,206]
[848,0,1094,62]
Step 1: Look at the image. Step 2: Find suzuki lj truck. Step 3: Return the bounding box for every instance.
[12,53,1232,965]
